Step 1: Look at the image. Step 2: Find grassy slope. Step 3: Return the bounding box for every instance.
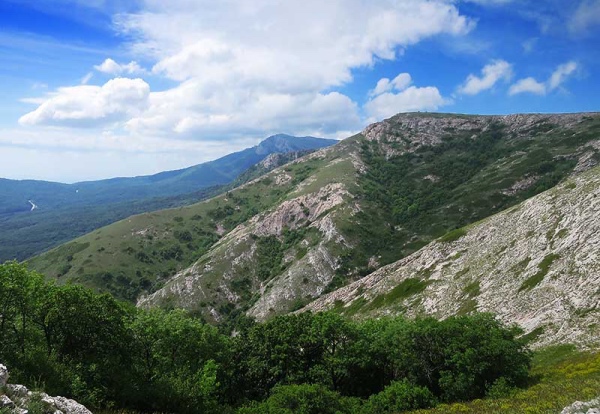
[28,114,600,317]
[411,345,600,414]
[26,151,340,301]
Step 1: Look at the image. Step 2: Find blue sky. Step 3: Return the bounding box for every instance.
[0,0,599,182]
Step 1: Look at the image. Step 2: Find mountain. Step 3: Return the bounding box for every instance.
[302,164,600,348]
[28,113,600,323]
[0,134,337,261]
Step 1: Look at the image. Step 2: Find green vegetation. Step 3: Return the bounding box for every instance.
[0,137,337,263]
[519,254,560,292]
[26,168,308,301]
[338,114,597,279]
[1,262,533,414]
[439,228,468,243]
[410,345,600,414]
[21,113,600,322]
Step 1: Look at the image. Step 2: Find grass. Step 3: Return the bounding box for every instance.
[439,228,468,243]
[359,278,430,314]
[410,345,600,414]
[519,254,560,292]
[27,165,304,301]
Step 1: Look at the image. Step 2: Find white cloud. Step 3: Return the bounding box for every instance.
[509,61,578,96]
[19,78,150,127]
[365,74,448,121]
[569,0,600,34]
[108,0,473,137]
[508,77,546,96]
[13,0,476,180]
[457,60,513,95]
[548,61,578,91]
[370,73,412,97]
[94,58,145,75]
[125,82,361,139]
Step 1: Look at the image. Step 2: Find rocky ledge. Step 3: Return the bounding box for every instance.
[0,364,92,414]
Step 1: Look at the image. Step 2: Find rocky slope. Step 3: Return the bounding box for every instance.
[303,165,600,348]
[0,364,91,414]
[131,112,600,323]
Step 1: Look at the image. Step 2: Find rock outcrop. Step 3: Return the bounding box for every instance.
[0,363,92,414]
[561,397,600,414]
[302,165,600,348]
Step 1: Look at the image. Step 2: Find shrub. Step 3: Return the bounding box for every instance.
[361,380,438,413]
[237,384,359,414]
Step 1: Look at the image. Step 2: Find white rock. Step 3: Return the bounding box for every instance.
[6,384,29,398]
[53,396,93,414]
[0,394,15,408]
[0,364,9,387]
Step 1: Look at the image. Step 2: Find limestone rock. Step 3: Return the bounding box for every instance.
[6,384,29,398]
[303,166,600,348]
[0,364,8,387]
[0,363,92,414]
[53,396,92,414]
[561,397,600,414]
[1,395,15,408]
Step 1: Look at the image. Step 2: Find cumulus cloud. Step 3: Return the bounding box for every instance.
[107,0,473,137]
[457,60,513,95]
[19,1,475,149]
[370,73,412,97]
[509,61,578,96]
[365,73,448,121]
[94,58,145,75]
[19,78,150,127]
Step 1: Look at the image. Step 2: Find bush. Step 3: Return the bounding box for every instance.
[362,380,438,413]
[237,384,359,414]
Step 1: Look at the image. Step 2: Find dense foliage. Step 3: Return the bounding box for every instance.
[0,263,531,413]
[334,118,588,281]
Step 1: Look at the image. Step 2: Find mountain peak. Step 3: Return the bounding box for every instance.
[255,134,337,155]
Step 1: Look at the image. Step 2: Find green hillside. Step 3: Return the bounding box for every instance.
[28,113,600,322]
[0,135,336,261]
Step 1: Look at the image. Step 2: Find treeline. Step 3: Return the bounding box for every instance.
[0,262,531,413]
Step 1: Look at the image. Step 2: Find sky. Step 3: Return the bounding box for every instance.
[0,0,599,183]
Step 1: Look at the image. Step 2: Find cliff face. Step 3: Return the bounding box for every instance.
[137,112,600,325]
[303,165,600,348]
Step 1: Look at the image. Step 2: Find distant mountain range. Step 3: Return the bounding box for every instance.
[0,134,337,261]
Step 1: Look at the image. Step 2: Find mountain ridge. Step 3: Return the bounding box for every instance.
[1,134,337,261]
[28,112,600,333]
